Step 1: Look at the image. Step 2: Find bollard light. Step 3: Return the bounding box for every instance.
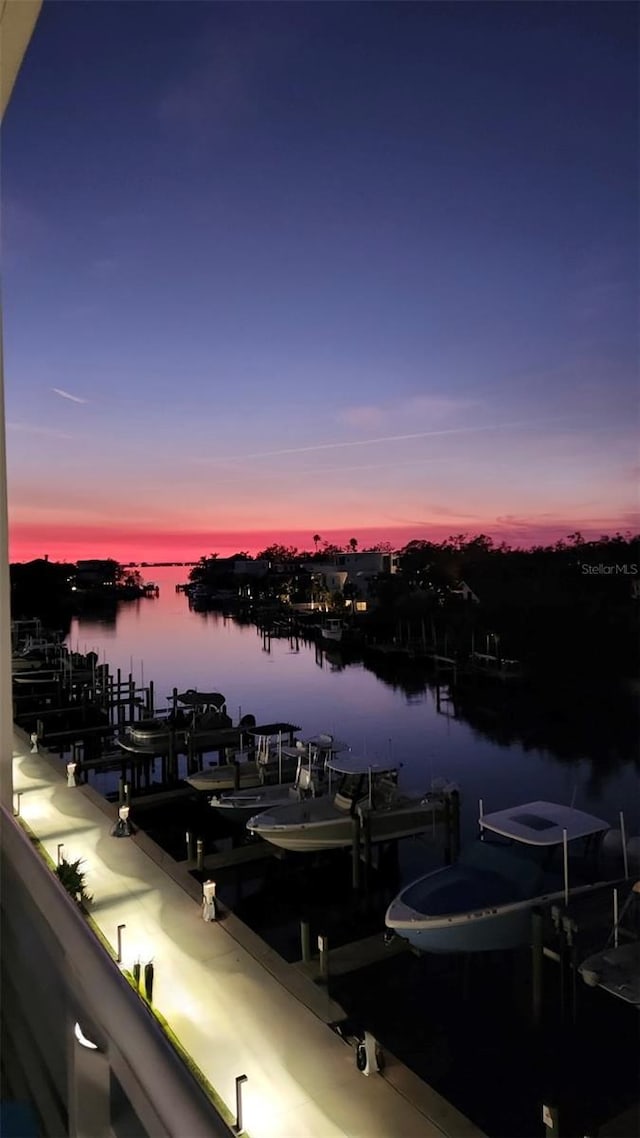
[110,804,134,838]
[66,761,77,787]
[234,1074,248,1134]
[202,880,217,922]
[116,923,126,964]
[30,732,39,753]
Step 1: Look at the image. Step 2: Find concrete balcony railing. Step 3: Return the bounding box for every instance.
[0,802,233,1138]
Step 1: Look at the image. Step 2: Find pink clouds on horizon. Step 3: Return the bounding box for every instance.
[9,514,639,564]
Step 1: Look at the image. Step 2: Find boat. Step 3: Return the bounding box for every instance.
[12,655,43,674]
[579,880,640,1006]
[246,754,452,852]
[385,800,614,954]
[117,690,230,754]
[320,618,343,644]
[209,733,349,821]
[184,721,301,793]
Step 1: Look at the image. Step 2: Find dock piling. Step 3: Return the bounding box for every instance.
[196,839,204,872]
[318,934,329,984]
[351,812,362,890]
[443,794,452,865]
[300,920,311,963]
[531,907,544,1028]
[361,810,372,903]
[542,1103,560,1138]
[449,788,461,861]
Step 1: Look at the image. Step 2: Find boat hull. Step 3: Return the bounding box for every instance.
[248,801,439,852]
[185,763,260,793]
[386,875,626,955]
[579,943,640,1006]
[118,728,186,755]
[386,907,534,953]
[210,784,299,821]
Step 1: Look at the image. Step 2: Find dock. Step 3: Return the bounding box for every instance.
[12,727,485,1138]
[294,930,410,980]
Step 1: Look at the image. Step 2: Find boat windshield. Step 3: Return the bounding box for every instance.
[336,773,367,803]
[334,770,398,810]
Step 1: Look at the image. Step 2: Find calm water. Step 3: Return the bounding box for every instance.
[67,567,639,1137]
[67,566,640,844]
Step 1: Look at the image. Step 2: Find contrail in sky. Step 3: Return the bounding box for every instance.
[52,387,87,404]
[197,418,566,463]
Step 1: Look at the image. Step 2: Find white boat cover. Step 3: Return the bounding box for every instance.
[327,754,399,775]
[480,801,609,846]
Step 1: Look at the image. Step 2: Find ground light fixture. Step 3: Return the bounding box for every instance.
[111,804,134,838]
[116,924,126,964]
[234,1074,248,1134]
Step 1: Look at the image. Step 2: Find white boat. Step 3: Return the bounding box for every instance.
[579,880,640,1006]
[246,754,451,852]
[209,733,349,821]
[385,800,614,954]
[184,721,301,793]
[320,618,343,644]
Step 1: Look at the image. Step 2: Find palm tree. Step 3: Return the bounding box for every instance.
[349,537,358,552]
[313,534,321,554]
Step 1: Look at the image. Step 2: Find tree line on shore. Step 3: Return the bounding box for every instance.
[188,532,639,683]
[10,532,639,682]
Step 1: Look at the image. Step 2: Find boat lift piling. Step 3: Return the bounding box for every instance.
[361,810,372,903]
[300,920,311,963]
[318,935,329,984]
[351,812,362,891]
[531,907,544,1027]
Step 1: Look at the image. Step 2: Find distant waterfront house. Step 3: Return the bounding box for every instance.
[333,550,399,575]
[303,565,348,593]
[449,580,480,604]
[75,559,119,589]
[299,551,398,610]
[231,558,271,578]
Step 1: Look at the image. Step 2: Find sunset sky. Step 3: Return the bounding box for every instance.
[3,1,638,564]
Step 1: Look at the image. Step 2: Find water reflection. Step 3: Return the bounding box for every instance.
[67,566,640,834]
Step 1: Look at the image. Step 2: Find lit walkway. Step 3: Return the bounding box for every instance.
[12,730,483,1138]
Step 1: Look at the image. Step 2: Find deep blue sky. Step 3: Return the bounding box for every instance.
[4,1,638,560]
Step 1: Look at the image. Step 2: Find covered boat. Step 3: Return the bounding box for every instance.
[579,880,640,1006]
[385,800,613,954]
[118,690,230,754]
[184,721,301,793]
[246,753,452,852]
[209,733,349,821]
